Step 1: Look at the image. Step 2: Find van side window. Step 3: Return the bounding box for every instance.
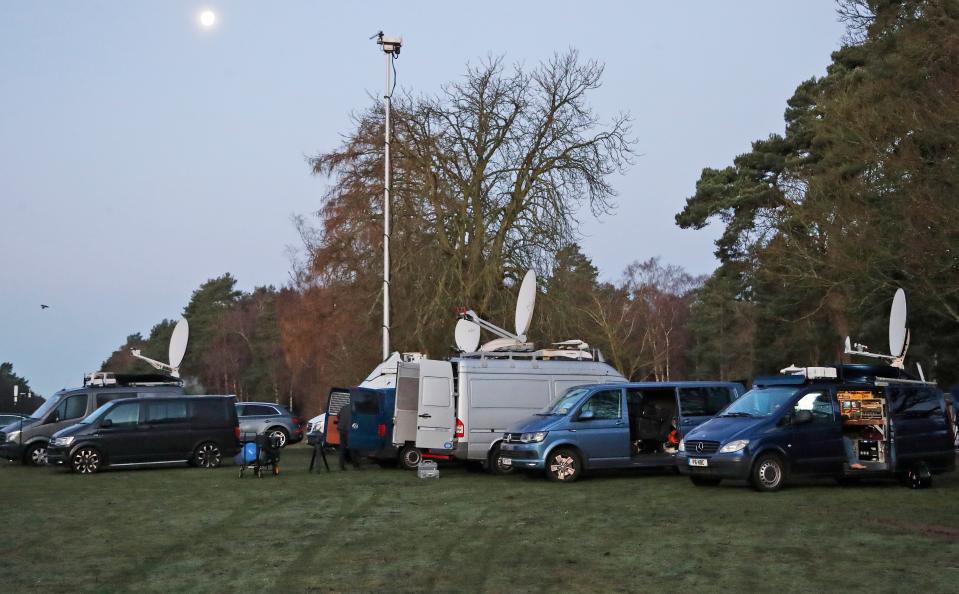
[194,400,227,423]
[580,390,622,420]
[888,385,941,417]
[240,405,277,417]
[352,392,379,415]
[103,403,140,428]
[678,387,734,416]
[146,401,188,424]
[96,393,136,408]
[793,392,833,423]
[50,395,88,423]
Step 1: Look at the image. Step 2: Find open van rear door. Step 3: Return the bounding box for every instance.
[415,360,455,450]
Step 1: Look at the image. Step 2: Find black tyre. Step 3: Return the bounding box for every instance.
[902,463,933,489]
[398,445,422,471]
[24,442,48,467]
[71,447,102,474]
[193,442,222,469]
[750,454,787,492]
[488,444,515,476]
[690,476,722,487]
[546,447,582,483]
[267,428,289,448]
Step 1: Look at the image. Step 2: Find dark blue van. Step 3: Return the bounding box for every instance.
[346,387,397,464]
[678,365,957,491]
[498,381,744,482]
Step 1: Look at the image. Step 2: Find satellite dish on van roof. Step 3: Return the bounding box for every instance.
[454,319,481,353]
[514,270,537,339]
[131,317,190,377]
[844,288,911,369]
[169,318,189,369]
[888,288,908,357]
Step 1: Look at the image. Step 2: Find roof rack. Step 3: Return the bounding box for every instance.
[84,372,184,388]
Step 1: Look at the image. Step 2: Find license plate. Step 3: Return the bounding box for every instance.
[688,458,708,467]
[501,457,512,466]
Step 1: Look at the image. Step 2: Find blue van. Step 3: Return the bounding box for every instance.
[677,365,957,491]
[346,387,397,463]
[498,381,744,482]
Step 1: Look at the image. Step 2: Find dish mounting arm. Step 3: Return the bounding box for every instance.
[459,310,526,343]
[130,349,180,378]
[844,331,910,369]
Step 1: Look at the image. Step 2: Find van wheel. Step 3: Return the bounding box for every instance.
[546,447,582,483]
[193,442,222,469]
[71,447,102,474]
[902,463,932,489]
[24,442,48,466]
[690,477,721,487]
[398,445,422,471]
[750,454,786,492]
[488,444,515,475]
[267,428,289,448]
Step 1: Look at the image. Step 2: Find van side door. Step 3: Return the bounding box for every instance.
[143,399,192,461]
[415,361,455,451]
[569,389,629,468]
[350,388,385,453]
[43,393,90,438]
[887,384,952,468]
[789,390,843,475]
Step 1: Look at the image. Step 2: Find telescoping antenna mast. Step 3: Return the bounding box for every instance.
[373,31,402,361]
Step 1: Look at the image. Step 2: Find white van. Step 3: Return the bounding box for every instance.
[390,352,625,471]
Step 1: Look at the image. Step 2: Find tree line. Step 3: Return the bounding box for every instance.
[101,1,959,419]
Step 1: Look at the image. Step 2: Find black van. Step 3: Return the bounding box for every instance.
[677,365,957,491]
[46,396,240,474]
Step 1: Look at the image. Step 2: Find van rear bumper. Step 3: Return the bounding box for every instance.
[676,451,752,481]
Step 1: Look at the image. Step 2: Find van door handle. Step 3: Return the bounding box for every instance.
[419,414,431,419]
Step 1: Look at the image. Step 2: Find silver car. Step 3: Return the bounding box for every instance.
[235,402,303,447]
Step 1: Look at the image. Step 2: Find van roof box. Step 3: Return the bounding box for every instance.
[84,372,183,388]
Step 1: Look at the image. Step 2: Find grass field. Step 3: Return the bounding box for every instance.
[2,445,958,593]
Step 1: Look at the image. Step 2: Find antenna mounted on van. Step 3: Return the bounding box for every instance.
[453,270,536,353]
[131,318,189,378]
[844,289,910,369]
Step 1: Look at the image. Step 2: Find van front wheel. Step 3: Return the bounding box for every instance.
[750,454,786,492]
[546,447,582,483]
[193,442,222,469]
[24,442,48,466]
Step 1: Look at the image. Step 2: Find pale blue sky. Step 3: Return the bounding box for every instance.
[0,1,846,397]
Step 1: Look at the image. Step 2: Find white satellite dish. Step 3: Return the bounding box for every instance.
[844,288,910,369]
[454,319,481,353]
[888,288,908,357]
[514,270,537,340]
[168,318,190,369]
[131,317,190,377]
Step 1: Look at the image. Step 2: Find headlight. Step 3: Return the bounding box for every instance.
[719,439,749,453]
[6,431,20,443]
[520,431,548,443]
[678,439,685,452]
[52,436,75,447]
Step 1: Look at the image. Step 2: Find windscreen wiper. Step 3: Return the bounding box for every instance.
[720,412,754,418]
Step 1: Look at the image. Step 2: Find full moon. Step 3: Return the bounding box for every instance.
[199,10,216,27]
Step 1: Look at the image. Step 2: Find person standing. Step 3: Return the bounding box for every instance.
[337,403,359,470]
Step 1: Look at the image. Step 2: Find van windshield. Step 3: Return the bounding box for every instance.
[717,386,799,418]
[78,402,113,424]
[540,388,590,415]
[29,393,64,419]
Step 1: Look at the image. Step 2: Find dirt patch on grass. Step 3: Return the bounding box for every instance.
[873,519,959,541]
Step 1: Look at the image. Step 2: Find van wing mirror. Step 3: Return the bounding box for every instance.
[793,410,813,425]
[578,410,595,421]
[100,419,113,428]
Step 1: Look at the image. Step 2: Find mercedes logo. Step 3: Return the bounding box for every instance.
[695,442,704,453]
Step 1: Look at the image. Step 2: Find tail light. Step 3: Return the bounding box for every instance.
[377,423,386,438]
[454,418,465,439]
[234,425,240,442]
[292,416,302,426]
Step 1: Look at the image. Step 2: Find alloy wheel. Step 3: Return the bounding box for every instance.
[549,453,577,481]
[269,430,288,448]
[30,445,48,466]
[196,443,222,468]
[72,448,100,474]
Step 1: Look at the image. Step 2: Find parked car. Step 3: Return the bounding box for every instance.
[0,414,26,427]
[235,402,303,447]
[499,381,744,482]
[677,364,957,491]
[46,395,240,474]
[0,373,184,466]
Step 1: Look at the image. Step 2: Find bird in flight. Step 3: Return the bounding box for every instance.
[40,304,50,309]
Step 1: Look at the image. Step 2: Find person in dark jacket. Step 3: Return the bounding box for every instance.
[337,404,360,470]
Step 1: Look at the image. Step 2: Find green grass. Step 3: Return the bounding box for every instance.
[2,446,958,593]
